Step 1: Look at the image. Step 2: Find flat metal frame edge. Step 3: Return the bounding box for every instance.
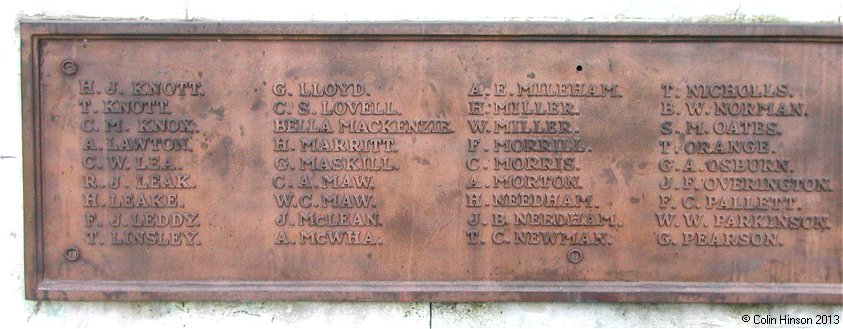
[35,280,843,303]
[19,21,843,303]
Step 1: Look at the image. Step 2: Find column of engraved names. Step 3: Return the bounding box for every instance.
[464,80,623,260]
[655,82,834,248]
[78,78,203,248]
[270,81,454,247]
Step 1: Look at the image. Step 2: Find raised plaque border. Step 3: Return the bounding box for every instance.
[21,21,843,303]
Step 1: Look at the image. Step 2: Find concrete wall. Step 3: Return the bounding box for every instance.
[3,0,842,327]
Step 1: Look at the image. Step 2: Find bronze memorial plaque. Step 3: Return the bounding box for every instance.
[21,22,843,303]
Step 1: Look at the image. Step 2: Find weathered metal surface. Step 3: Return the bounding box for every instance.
[20,21,843,303]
